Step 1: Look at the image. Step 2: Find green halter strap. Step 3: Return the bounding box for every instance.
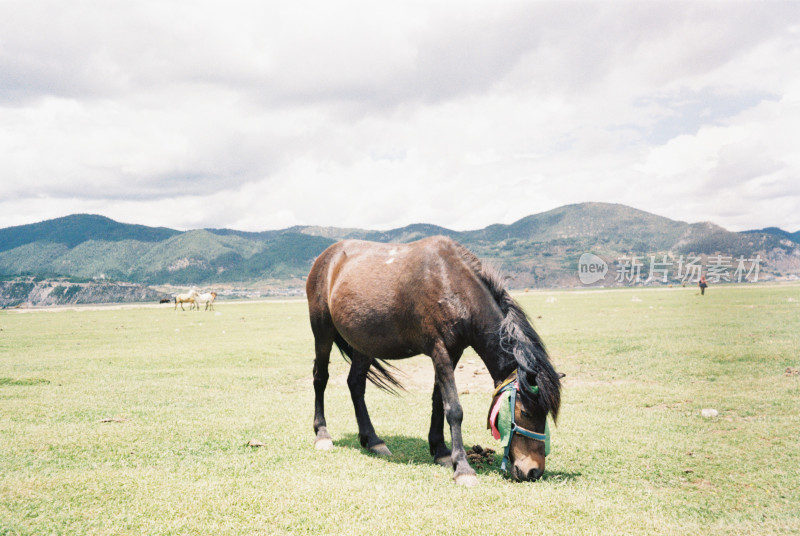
[499,380,548,472]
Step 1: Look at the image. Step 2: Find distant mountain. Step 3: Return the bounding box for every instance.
[278,222,461,243]
[463,203,686,246]
[452,203,795,286]
[742,227,800,244]
[1,203,798,295]
[0,214,180,254]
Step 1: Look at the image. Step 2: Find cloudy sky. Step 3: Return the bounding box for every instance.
[1,1,799,233]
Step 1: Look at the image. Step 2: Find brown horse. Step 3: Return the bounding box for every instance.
[174,289,199,311]
[306,236,561,485]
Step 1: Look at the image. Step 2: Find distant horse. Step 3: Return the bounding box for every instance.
[306,237,561,485]
[174,289,199,311]
[196,291,217,311]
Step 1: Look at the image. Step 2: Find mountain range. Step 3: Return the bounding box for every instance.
[1,203,798,299]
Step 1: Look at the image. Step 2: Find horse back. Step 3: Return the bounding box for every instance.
[306,237,500,358]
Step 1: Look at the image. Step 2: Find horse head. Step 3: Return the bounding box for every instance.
[488,371,560,481]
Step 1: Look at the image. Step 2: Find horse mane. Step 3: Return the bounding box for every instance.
[454,243,561,421]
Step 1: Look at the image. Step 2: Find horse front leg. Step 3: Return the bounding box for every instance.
[347,352,391,456]
[432,342,477,486]
[428,349,463,467]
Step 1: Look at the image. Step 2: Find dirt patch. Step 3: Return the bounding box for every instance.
[645,400,693,411]
[9,302,170,313]
[562,377,636,388]
[326,355,496,393]
[7,297,301,314]
[785,367,800,377]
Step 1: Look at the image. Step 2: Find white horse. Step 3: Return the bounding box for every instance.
[196,291,217,311]
[174,289,199,311]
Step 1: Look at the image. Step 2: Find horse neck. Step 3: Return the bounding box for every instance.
[469,307,518,386]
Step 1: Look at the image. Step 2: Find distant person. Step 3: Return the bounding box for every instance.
[699,275,708,296]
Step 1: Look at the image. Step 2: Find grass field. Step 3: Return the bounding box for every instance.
[1,284,799,535]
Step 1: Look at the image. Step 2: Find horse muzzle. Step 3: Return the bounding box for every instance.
[511,462,544,482]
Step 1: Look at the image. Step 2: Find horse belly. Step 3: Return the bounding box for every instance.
[329,293,424,360]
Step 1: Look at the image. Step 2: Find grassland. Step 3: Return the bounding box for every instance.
[1,284,799,535]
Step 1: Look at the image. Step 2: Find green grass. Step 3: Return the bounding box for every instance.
[1,285,799,535]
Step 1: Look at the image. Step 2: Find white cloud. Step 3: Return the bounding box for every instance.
[1,1,799,233]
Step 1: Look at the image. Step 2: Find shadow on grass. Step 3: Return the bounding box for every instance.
[337,433,434,465]
[337,433,581,481]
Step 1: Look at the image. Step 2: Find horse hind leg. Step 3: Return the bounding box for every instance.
[429,384,452,466]
[312,334,335,451]
[347,351,391,456]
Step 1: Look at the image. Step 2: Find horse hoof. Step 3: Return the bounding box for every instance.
[435,455,452,467]
[314,438,334,451]
[369,443,392,456]
[454,474,479,487]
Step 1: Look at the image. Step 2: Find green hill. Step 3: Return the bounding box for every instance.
[463,203,686,246]
[0,214,180,253]
[1,203,797,296]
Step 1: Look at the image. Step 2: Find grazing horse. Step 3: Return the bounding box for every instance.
[174,289,199,311]
[196,292,217,311]
[306,236,561,486]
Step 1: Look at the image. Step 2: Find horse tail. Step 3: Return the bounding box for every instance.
[333,332,405,395]
[458,244,561,420]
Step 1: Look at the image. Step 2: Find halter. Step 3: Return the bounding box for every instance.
[491,373,549,472]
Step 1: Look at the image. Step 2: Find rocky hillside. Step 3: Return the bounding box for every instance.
[0,278,165,308]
